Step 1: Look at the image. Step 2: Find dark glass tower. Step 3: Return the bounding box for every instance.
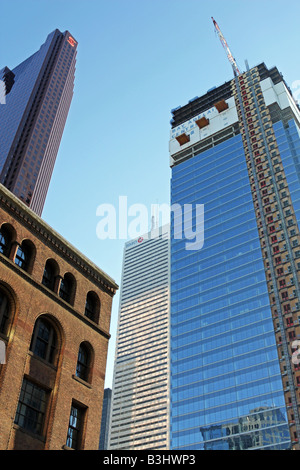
[170,63,300,450]
[99,388,112,450]
[0,29,77,216]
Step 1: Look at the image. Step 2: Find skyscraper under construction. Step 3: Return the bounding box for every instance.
[169,60,300,450]
[0,29,77,216]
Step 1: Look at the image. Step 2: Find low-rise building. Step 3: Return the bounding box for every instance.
[0,184,118,450]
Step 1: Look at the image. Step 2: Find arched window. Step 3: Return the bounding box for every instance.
[76,343,92,382]
[0,224,13,257]
[59,273,76,305]
[0,289,10,336]
[84,292,100,323]
[15,240,35,273]
[42,259,59,291]
[30,317,58,365]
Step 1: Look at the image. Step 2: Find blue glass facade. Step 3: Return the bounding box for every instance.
[170,134,291,449]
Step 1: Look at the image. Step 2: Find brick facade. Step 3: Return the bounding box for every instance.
[0,184,118,450]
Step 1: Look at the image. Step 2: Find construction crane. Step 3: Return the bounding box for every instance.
[211,17,241,76]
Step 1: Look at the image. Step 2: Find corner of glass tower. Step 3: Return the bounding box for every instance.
[169,62,300,450]
[0,28,77,216]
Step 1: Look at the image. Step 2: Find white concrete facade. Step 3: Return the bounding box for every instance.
[108,226,170,450]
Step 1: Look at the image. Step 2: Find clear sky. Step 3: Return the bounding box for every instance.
[1,0,300,388]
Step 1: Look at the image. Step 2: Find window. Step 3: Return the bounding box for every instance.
[59,277,70,302]
[14,240,35,272]
[59,273,75,304]
[30,317,57,365]
[66,403,85,450]
[42,259,58,291]
[0,289,10,336]
[15,245,28,269]
[0,225,12,257]
[14,378,48,436]
[76,343,91,382]
[84,292,100,322]
[289,331,296,340]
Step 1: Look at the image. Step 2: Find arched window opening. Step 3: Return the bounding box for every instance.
[84,292,100,323]
[0,289,10,336]
[59,273,75,305]
[15,240,35,273]
[30,317,58,365]
[42,259,58,291]
[76,343,92,382]
[0,225,13,257]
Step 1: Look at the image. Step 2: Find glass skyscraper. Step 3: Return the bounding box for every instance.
[99,388,112,450]
[0,29,77,216]
[169,63,300,450]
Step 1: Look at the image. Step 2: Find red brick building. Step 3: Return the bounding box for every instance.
[0,184,118,450]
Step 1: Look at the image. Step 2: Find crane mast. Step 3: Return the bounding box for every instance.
[211,17,241,76]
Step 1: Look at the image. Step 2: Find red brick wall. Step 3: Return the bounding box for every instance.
[0,203,116,450]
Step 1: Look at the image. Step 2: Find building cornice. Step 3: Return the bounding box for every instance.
[0,184,118,296]
[0,252,111,339]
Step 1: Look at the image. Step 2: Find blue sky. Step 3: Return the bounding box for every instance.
[1,0,300,387]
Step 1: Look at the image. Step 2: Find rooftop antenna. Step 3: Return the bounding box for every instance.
[211,17,241,76]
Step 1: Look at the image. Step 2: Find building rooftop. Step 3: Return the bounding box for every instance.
[170,63,286,129]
